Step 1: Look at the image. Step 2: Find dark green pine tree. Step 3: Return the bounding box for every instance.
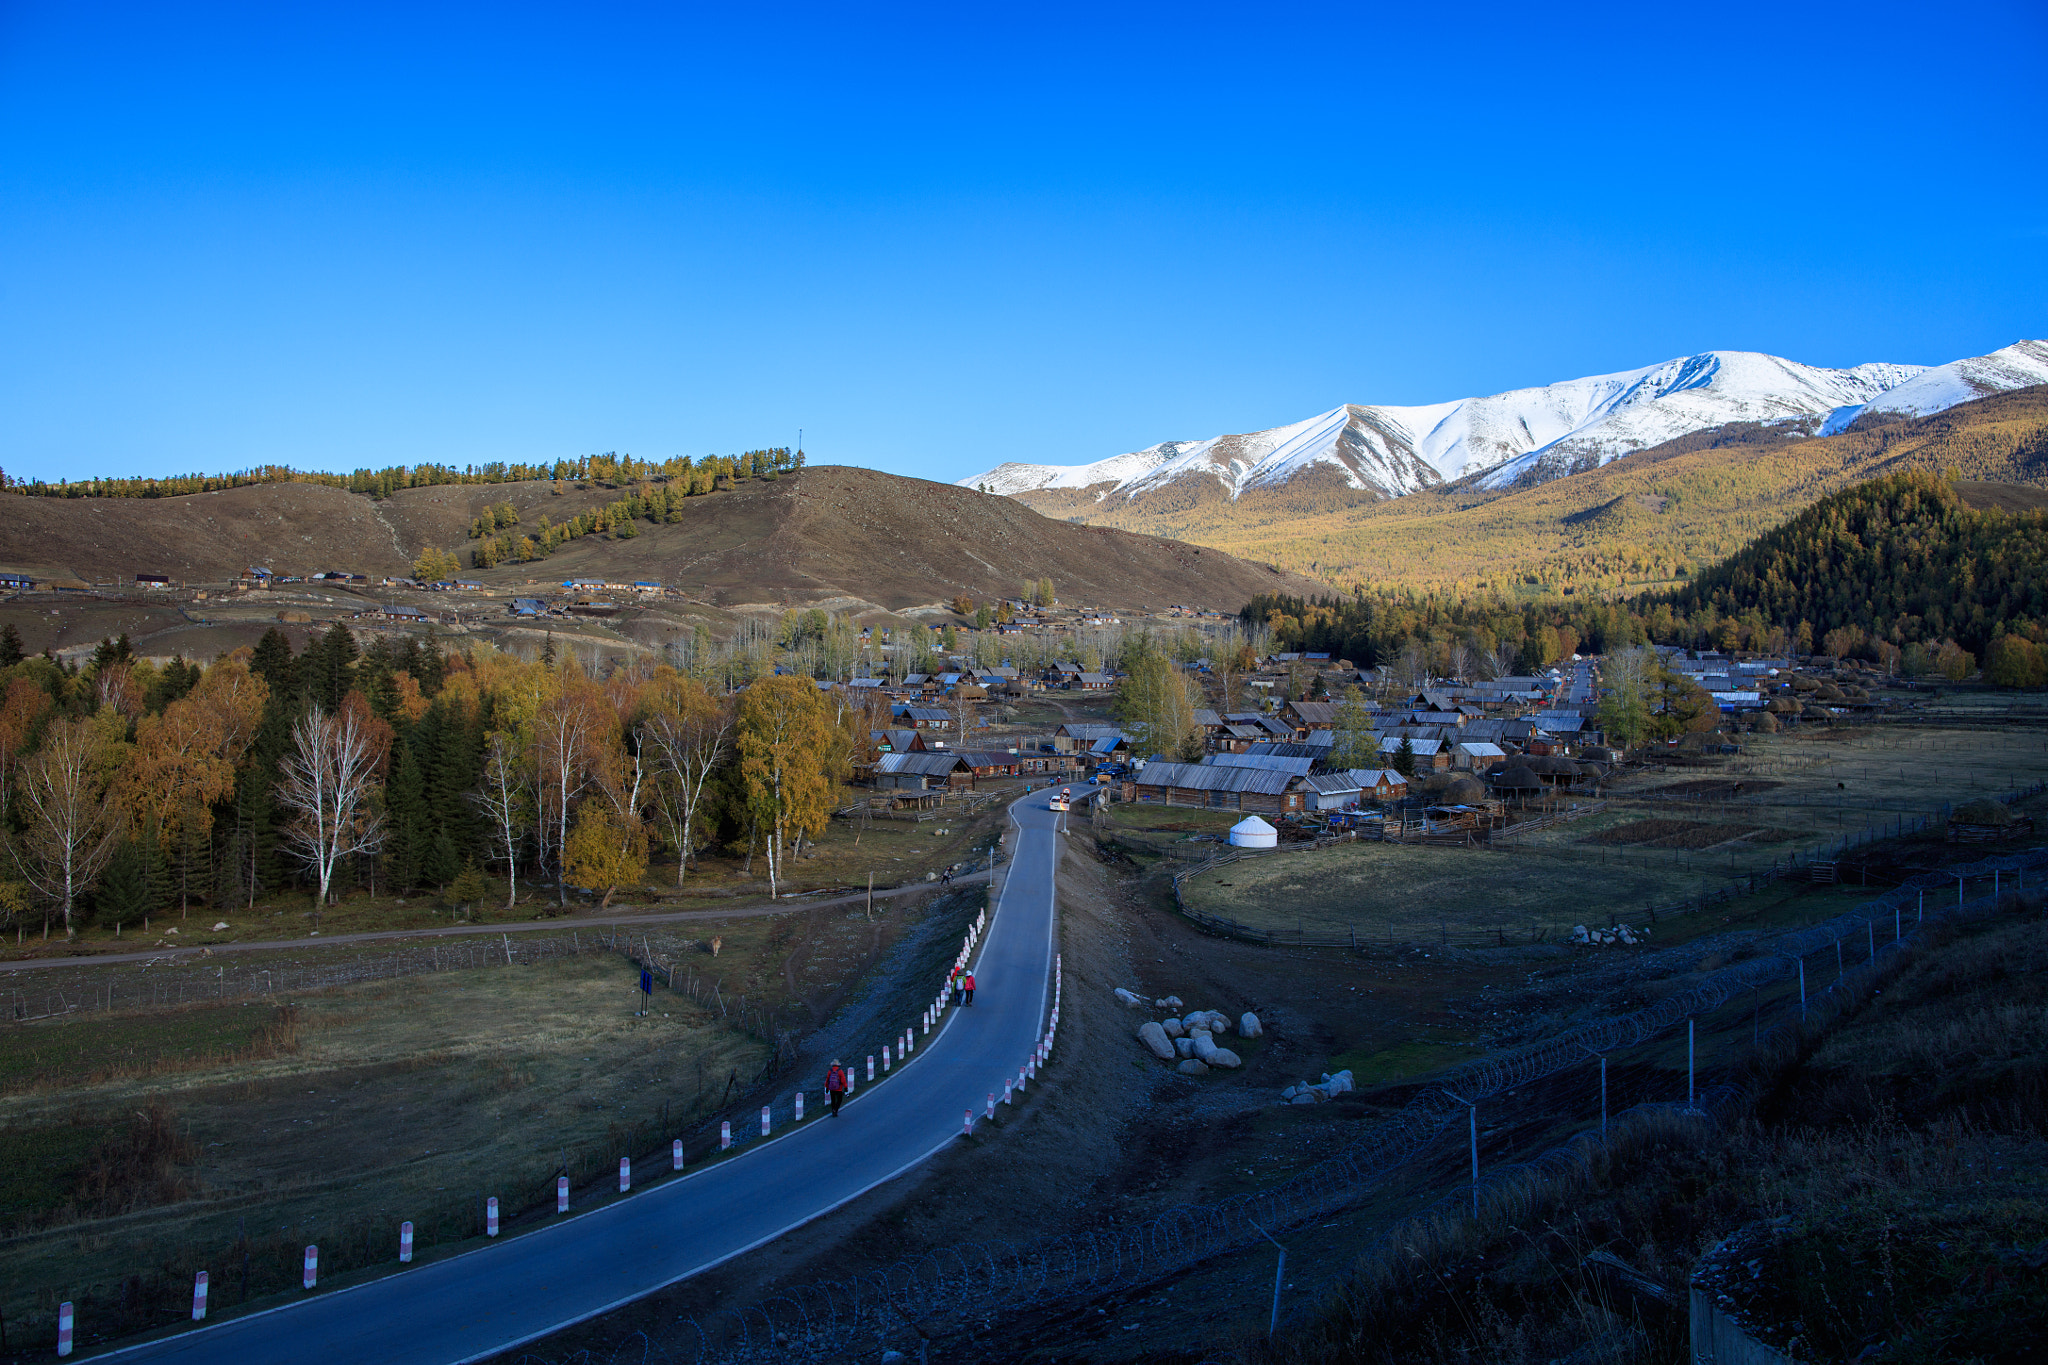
[0,622,23,668]
[310,621,360,713]
[425,705,484,864]
[97,840,154,929]
[383,742,430,892]
[249,627,298,700]
[1392,735,1417,778]
[422,830,460,890]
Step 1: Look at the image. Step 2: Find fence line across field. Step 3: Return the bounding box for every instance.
[1168,779,2043,949]
[1,926,792,1043]
[521,839,2048,1365]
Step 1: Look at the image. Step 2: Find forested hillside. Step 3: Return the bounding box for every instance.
[1660,470,2048,680]
[1242,471,2048,686]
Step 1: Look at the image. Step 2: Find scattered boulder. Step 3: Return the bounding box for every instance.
[1176,1059,1210,1076]
[1161,995,1183,1009]
[1114,988,1144,1007]
[1281,1070,1352,1102]
[1175,1036,1197,1059]
[1572,924,1646,947]
[1205,1047,1242,1069]
[1137,1021,1177,1061]
[1239,1012,1262,1038]
[212,922,230,931]
[1160,1017,1184,1038]
[1191,1032,1223,1064]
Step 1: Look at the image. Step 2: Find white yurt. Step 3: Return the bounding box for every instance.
[1228,815,1277,849]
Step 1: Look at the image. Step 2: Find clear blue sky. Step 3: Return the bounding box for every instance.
[3,1,2044,487]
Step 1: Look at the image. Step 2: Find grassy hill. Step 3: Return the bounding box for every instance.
[0,466,1322,616]
[1021,386,2048,595]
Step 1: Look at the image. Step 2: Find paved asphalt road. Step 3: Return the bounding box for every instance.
[103,791,1068,1365]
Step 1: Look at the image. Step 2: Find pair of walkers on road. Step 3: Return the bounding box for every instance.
[949,968,976,1007]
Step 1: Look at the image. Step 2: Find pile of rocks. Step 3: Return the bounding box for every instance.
[1122,989,1263,1076]
[1281,1070,1354,1104]
[1572,923,1647,946]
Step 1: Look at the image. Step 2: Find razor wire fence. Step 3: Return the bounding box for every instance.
[520,839,2048,1365]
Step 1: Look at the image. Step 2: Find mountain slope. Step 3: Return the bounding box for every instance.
[967,341,2045,516]
[0,468,1323,616]
[1058,384,2048,594]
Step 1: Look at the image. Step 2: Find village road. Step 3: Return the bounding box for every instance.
[99,792,1066,1365]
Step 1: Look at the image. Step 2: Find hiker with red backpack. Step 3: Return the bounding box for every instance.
[825,1059,849,1117]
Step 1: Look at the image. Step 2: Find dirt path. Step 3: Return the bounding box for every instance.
[0,871,991,973]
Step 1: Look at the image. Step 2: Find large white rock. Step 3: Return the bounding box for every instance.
[1176,1058,1210,1076]
[1205,1047,1242,1069]
[1137,1021,1176,1061]
[1161,1017,1185,1038]
[1114,988,1143,1007]
[1191,1032,1224,1064]
[1174,1036,1197,1058]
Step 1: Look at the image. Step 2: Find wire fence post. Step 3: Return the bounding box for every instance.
[1444,1090,1478,1218]
[1248,1220,1287,1339]
[1687,1018,1695,1110]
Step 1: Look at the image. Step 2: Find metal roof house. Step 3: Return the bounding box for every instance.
[1127,761,1307,815]
[873,751,973,790]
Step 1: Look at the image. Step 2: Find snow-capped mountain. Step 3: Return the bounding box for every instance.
[1820,340,2048,434]
[962,341,2045,505]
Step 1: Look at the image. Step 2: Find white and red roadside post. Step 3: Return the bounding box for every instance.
[963,1109,974,1136]
[795,1092,805,1122]
[191,1271,208,1321]
[401,1220,415,1260]
[487,1197,499,1237]
[1002,1078,1013,1105]
[986,1092,996,1119]
[56,1302,72,1357]
[867,1055,875,1083]
[556,1178,569,1213]
[673,1138,685,1169]
[720,1121,732,1151]
[302,1245,319,1289]
[760,1105,771,1137]
[619,1157,631,1192]
[905,1028,914,1054]
[881,1048,890,1074]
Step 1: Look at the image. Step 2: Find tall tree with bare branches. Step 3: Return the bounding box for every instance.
[639,670,731,886]
[472,730,533,909]
[8,713,125,938]
[531,670,604,906]
[275,704,388,906]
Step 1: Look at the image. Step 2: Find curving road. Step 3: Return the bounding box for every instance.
[103,791,1069,1365]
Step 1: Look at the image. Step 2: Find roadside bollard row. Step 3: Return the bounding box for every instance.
[115,895,1033,1350]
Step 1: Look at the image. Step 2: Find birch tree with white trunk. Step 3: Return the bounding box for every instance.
[8,713,124,938]
[275,705,387,907]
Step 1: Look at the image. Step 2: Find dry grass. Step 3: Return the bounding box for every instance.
[1263,907,2048,1365]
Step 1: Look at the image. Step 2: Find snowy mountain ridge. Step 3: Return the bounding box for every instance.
[963,341,2048,505]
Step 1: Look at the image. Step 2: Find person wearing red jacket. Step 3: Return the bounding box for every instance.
[825,1060,849,1117]
[963,971,976,1007]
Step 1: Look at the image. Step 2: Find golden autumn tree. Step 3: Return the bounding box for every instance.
[736,675,846,898]
[562,802,646,909]
[121,658,268,914]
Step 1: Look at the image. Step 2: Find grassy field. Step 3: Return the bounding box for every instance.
[1178,723,2047,945]
[0,877,978,1346]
